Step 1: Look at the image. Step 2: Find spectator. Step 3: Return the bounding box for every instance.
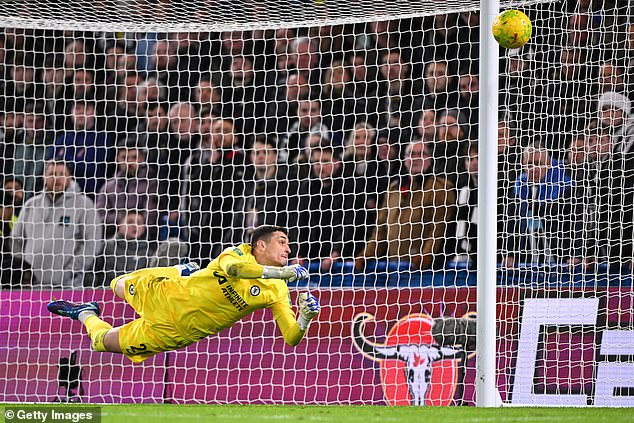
[422,60,459,111]
[597,61,627,97]
[0,190,17,248]
[346,51,382,126]
[181,118,251,266]
[295,131,333,178]
[159,101,200,217]
[626,22,634,86]
[280,98,330,163]
[497,115,525,265]
[347,51,379,97]
[457,11,481,65]
[584,119,634,269]
[63,68,95,101]
[3,177,24,216]
[451,142,479,266]
[144,102,170,166]
[357,139,456,270]
[500,47,536,141]
[10,101,55,200]
[341,123,390,257]
[584,118,611,164]
[193,74,224,117]
[376,128,403,180]
[510,146,581,264]
[497,115,524,190]
[219,30,253,59]
[567,132,588,168]
[260,29,293,107]
[63,40,92,74]
[309,24,354,67]
[297,146,347,269]
[151,35,184,102]
[11,161,103,288]
[135,32,158,74]
[49,100,114,196]
[108,71,146,139]
[265,71,311,135]
[377,49,422,129]
[0,189,29,289]
[290,36,321,87]
[534,47,593,152]
[457,68,479,134]
[355,20,400,51]
[100,41,125,90]
[223,55,266,139]
[320,59,356,133]
[421,13,461,63]
[450,142,517,268]
[94,210,155,287]
[269,28,297,82]
[4,60,42,113]
[41,56,67,130]
[95,141,159,239]
[138,76,167,106]
[434,108,468,185]
[598,91,634,145]
[415,108,436,143]
[565,12,595,49]
[246,136,299,241]
[148,236,188,268]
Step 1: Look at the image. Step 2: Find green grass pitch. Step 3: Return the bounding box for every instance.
[3,404,634,423]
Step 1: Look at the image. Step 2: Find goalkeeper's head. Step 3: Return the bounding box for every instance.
[250,226,291,267]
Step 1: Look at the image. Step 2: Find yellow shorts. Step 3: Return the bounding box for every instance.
[112,269,192,363]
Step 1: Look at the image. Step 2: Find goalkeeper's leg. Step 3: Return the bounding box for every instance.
[110,264,199,299]
[47,300,122,353]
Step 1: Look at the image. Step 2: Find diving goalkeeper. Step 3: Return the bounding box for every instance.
[47,226,320,363]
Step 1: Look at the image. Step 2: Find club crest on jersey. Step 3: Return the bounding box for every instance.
[128,284,135,296]
[351,313,472,406]
[250,286,260,296]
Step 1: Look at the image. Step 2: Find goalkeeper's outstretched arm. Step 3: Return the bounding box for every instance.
[219,255,308,281]
[271,292,321,346]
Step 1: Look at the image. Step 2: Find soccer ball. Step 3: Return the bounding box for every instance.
[492,10,532,49]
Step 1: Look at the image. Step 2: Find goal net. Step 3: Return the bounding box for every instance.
[1,0,633,407]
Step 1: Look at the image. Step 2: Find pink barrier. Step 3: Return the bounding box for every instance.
[1,288,632,405]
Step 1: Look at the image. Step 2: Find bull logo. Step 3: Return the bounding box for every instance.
[352,312,476,406]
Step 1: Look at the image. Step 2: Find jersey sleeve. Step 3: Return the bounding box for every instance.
[269,284,305,347]
[217,245,250,273]
[217,252,244,274]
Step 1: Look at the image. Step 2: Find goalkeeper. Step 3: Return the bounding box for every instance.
[47,226,320,363]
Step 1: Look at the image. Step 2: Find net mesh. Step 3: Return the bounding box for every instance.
[1,0,633,407]
[0,0,553,31]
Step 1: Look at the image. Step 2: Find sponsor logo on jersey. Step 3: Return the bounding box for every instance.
[250,286,260,296]
[128,284,135,296]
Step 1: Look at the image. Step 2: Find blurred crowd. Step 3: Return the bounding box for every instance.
[2,0,634,289]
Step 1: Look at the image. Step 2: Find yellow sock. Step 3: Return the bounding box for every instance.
[84,315,113,352]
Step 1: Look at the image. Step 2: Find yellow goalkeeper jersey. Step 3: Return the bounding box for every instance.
[162,243,299,343]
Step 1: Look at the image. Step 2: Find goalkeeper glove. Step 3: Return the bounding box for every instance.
[175,261,200,276]
[262,264,309,282]
[297,292,320,331]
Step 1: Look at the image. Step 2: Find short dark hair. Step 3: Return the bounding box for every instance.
[3,176,24,189]
[251,225,288,249]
